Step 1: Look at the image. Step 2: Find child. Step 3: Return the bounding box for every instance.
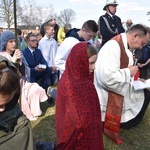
[38,23,59,86]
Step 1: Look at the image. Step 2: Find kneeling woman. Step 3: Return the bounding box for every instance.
[55,42,104,149]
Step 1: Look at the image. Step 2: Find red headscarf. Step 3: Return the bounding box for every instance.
[55,42,104,149]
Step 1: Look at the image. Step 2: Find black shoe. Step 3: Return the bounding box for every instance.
[47,97,54,105]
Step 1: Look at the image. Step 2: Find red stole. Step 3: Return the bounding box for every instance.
[104,34,129,144]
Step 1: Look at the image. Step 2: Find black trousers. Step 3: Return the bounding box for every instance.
[139,65,149,79]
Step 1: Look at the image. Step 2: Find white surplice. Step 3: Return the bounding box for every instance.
[55,37,80,76]
[94,33,144,123]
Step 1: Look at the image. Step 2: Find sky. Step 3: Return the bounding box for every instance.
[35,0,150,28]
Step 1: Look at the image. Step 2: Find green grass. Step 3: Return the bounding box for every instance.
[31,102,150,150]
[31,101,56,142]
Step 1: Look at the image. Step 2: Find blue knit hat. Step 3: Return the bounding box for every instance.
[0,30,15,51]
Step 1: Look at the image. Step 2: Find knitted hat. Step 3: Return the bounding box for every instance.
[0,30,15,51]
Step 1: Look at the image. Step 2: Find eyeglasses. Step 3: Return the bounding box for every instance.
[30,39,38,42]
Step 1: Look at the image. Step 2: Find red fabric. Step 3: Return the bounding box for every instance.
[104,92,124,144]
[134,69,140,80]
[56,42,104,150]
[104,34,129,144]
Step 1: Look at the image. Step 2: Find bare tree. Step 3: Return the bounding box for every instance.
[20,0,54,29]
[57,9,76,26]
[20,4,41,29]
[0,0,21,29]
[147,11,150,21]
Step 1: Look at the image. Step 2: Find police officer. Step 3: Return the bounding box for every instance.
[98,0,125,47]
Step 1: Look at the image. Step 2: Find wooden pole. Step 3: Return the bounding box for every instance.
[13,0,21,107]
[13,0,18,48]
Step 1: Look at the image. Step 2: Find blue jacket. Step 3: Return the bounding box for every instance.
[66,28,85,41]
[136,42,150,63]
[22,47,47,75]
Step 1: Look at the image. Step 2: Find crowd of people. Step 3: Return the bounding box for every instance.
[0,0,150,149]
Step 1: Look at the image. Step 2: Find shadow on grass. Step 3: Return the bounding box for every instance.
[41,100,55,114]
[32,114,56,142]
[31,101,56,143]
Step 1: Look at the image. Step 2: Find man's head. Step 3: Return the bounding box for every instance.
[64,24,72,33]
[36,33,43,43]
[26,33,38,49]
[17,29,22,38]
[80,20,98,41]
[126,24,149,50]
[49,19,56,27]
[44,23,55,37]
[126,19,133,26]
[103,0,118,15]
[46,19,56,27]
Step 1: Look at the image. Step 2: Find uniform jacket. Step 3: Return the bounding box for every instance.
[98,13,125,46]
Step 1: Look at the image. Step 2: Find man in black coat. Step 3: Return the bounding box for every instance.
[98,0,125,47]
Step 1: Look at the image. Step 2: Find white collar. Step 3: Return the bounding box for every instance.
[107,12,114,18]
[44,35,53,40]
[28,47,35,53]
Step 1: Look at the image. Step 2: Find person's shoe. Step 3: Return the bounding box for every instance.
[39,111,45,117]
[47,97,54,105]
[47,86,53,97]
[47,86,56,101]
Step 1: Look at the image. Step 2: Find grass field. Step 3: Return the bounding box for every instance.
[31,101,150,150]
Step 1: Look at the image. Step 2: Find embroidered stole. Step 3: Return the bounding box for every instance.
[104,34,129,144]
